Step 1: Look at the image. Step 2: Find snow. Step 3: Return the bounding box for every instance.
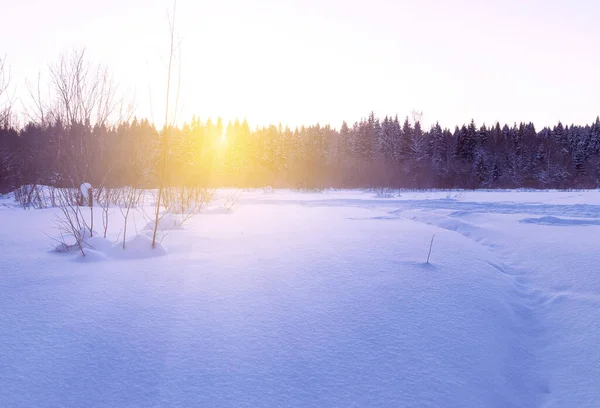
[78,227,96,240]
[108,234,167,260]
[520,215,600,226]
[1,189,600,407]
[143,212,184,232]
[75,248,108,263]
[85,236,114,252]
[201,206,235,215]
[79,182,92,198]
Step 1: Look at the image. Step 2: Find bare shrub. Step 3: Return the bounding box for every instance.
[223,190,243,211]
[445,190,465,200]
[373,187,397,198]
[14,184,50,209]
[119,186,144,249]
[47,186,58,207]
[163,185,215,225]
[296,187,325,193]
[98,187,115,239]
[52,188,92,256]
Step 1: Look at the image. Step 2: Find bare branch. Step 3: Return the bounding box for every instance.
[0,56,13,127]
[45,48,121,127]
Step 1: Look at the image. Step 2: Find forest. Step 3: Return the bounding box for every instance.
[2,113,600,192]
[1,52,599,193]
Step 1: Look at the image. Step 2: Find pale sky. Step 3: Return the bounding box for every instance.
[3,0,600,129]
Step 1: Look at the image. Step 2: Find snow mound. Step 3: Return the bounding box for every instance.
[108,234,167,259]
[84,236,114,252]
[52,230,108,254]
[141,229,155,238]
[75,248,107,263]
[143,213,183,232]
[78,228,98,241]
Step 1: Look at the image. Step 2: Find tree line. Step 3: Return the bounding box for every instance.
[2,49,600,193]
[2,112,600,192]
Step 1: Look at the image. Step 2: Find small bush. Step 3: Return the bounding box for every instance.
[373,187,397,198]
[224,190,243,211]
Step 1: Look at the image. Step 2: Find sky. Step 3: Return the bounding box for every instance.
[2,0,600,130]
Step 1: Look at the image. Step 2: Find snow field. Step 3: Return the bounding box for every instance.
[0,189,599,407]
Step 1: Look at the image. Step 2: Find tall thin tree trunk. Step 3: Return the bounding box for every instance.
[88,187,94,237]
[152,0,177,249]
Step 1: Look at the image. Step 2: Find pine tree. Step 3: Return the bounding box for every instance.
[401,117,413,159]
[409,121,428,166]
[391,115,402,163]
[379,116,394,161]
[429,122,445,184]
[589,117,600,156]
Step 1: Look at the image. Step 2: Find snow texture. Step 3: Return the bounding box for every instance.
[201,206,235,215]
[84,236,114,252]
[520,215,600,226]
[75,248,108,263]
[108,234,167,260]
[143,212,184,232]
[78,227,96,241]
[1,189,600,407]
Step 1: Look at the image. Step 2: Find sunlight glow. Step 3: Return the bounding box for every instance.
[3,0,600,129]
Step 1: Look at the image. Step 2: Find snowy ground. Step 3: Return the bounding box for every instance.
[1,189,600,407]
